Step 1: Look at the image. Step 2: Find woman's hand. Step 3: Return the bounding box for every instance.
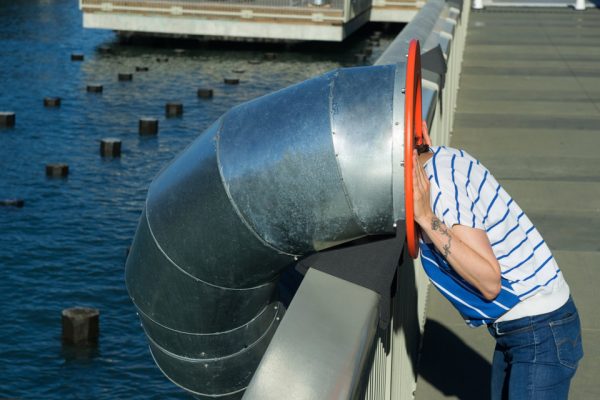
[412,149,433,225]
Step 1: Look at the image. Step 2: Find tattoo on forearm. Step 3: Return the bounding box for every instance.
[431,216,452,257]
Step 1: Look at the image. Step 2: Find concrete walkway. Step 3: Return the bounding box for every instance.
[415,7,600,399]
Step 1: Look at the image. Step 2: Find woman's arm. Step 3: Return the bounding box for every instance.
[413,150,501,301]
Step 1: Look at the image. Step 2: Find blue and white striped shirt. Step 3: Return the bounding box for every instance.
[420,146,567,327]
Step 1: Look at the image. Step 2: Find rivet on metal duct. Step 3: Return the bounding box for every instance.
[197,88,214,99]
[44,97,61,107]
[0,199,25,208]
[135,66,149,72]
[62,307,99,345]
[86,84,103,93]
[263,52,277,60]
[71,53,84,61]
[166,102,183,118]
[224,78,240,85]
[118,73,133,82]
[100,138,122,157]
[0,112,16,127]
[46,164,69,178]
[139,118,158,135]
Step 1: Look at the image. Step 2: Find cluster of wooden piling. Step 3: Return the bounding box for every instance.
[0,46,301,347]
[1,48,269,191]
[0,45,279,233]
[2,36,386,216]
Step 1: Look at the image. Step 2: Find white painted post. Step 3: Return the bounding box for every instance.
[473,0,484,9]
[574,0,586,10]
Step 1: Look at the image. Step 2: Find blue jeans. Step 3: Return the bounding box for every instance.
[487,297,583,400]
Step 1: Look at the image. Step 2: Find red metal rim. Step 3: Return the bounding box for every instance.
[404,39,423,259]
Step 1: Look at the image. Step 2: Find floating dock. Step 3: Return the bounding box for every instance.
[79,0,422,41]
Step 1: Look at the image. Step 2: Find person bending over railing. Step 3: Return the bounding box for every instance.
[412,132,583,400]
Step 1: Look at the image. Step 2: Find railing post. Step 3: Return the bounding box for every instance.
[574,0,586,10]
[472,0,484,10]
[343,0,351,22]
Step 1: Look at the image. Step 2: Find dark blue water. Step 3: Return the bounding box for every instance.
[0,1,398,397]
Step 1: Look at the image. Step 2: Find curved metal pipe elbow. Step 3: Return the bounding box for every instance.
[125,62,407,398]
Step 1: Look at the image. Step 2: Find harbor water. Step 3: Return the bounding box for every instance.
[0,0,400,397]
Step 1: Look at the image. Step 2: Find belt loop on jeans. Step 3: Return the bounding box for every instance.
[493,322,502,336]
[488,321,501,336]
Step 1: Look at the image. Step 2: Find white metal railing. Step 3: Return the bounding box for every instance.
[362,0,470,398]
[372,0,422,8]
[472,0,586,9]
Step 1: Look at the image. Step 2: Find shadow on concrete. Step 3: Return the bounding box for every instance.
[392,250,422,380]
[417,319,491,400]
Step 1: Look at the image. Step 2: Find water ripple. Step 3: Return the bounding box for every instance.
[0,0,399,397]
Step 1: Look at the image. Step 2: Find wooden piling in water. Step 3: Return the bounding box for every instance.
[44,97,61,107]
[62,307,99,345]
[100,139,122,157]
[46,164,69,178]
[139,118,158,135]
[197,88,213,99]
[0,112,16,127]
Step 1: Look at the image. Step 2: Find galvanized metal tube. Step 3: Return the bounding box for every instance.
[126,63,407,398]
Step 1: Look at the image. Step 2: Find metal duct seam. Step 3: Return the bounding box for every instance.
[134,299,282,357]
[142,206,277,291]
[392,62,408,222]
[146,305,282,364]
[216,70,371,255]
[148,343,249,399]
[214,115,298,258]
[328,64,405,234]
[327,69,369,234]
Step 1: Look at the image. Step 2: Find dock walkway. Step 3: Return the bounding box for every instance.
[415,7,600,399]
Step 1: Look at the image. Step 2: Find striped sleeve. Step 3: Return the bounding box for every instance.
[435,155,485,230]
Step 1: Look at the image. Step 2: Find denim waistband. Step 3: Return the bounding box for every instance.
[488,296,575,337]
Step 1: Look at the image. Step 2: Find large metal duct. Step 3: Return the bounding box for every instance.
[125,62,407,398]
